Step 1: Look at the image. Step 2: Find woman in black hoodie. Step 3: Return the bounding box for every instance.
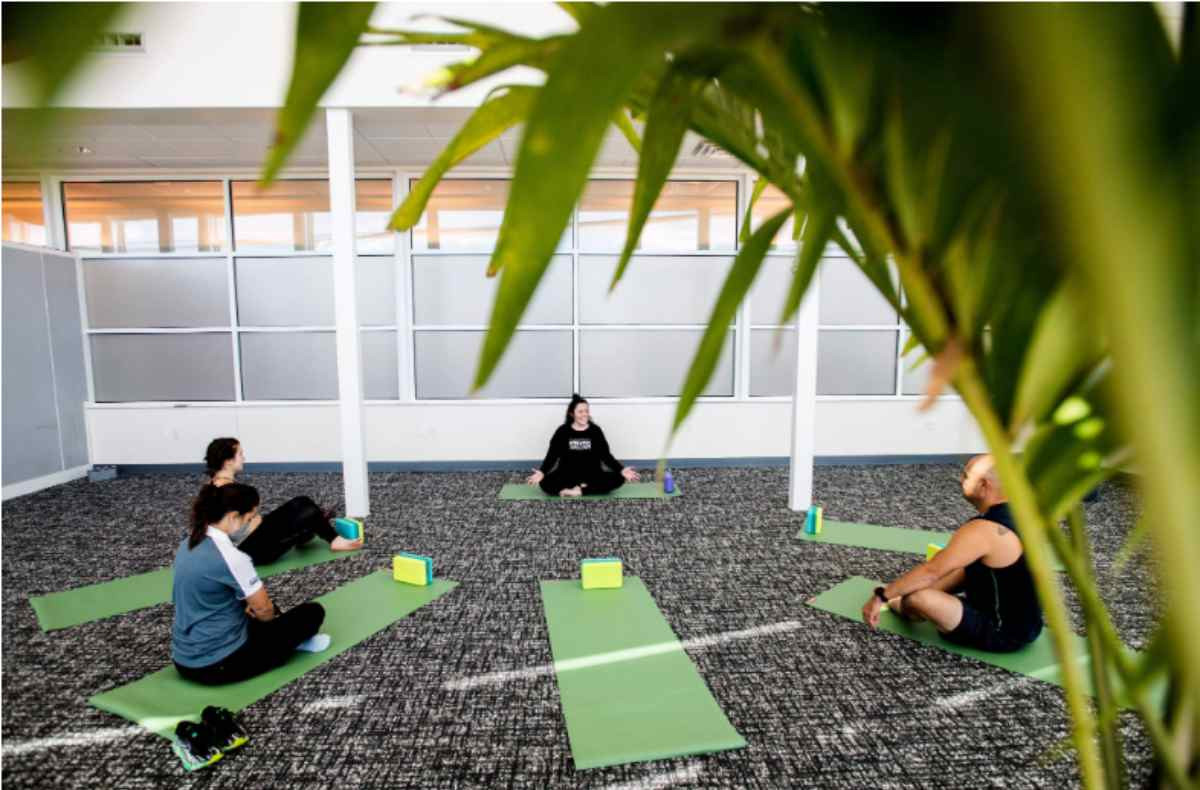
[526,395,640,497]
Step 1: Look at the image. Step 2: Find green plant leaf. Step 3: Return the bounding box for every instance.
[473,5,685,391]
[432,34,566,94]
[740,177,769,244]
[262,2,376,185]
[1010,281,1106,430]
[672,208,790,433]
[1111,517,1149,575]
[776,205,834,326]
[611,68,699,290]
[611,108,642,153]
[1,2,124,104]
[389,86,537,231]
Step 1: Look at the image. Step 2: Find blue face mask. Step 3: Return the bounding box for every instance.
[228,518,254,545]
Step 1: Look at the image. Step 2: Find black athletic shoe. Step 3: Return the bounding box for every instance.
[172,720,222,771]
[201,706,249,752]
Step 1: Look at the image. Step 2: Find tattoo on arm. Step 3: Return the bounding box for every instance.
[996,525,1010,536]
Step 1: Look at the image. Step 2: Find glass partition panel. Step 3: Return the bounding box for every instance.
[240,331,337,400]
[357,256,397,326]
[64,181,225,254]
[578,180,737,252]
[818,257,897,326]
[749,328,796,397]
[580,329,734,397]
[749,256,896,326]
[84,258,229,328]
[412,254,571,325]
[2,181,46,245]
[235,257,334,327]
[91,333,235,401]
[414,330,572,399]
[817,330,898,395]
[362,330,399,399]
[578,255,733,325]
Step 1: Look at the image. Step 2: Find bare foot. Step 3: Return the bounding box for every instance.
[559,486,583,498]
[330,536,363,551]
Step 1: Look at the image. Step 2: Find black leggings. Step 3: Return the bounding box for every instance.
[175,602,325,685]
[539,468,625,496]
[238,496,336,566]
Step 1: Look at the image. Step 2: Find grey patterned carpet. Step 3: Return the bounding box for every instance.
[1,465,1157,789]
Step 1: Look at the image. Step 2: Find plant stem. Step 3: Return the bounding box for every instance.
[955,356,1106,790]
[1069,506,1126,790]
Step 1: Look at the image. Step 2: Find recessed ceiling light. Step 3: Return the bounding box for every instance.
[76,145,94,155]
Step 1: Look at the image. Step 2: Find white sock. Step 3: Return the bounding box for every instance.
[295,633,331,653]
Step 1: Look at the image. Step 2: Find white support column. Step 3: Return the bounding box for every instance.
[326,108,370,517]
[787,269,820,511]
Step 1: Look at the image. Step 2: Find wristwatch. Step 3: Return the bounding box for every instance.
[874,586,888,604]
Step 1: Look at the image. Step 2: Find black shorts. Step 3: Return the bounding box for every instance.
[941,600,1042,653]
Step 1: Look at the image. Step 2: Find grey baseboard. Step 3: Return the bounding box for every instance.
[115,453,976,477]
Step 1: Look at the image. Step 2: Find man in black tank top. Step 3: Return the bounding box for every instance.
[861,454,1043,652]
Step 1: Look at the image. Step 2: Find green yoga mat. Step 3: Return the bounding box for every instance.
[500,482,680,501]
[29,542,360,632]
[540,577,745,770]
[807,576,1160,709]
[801,520,1065,571]
[89,570,457,738]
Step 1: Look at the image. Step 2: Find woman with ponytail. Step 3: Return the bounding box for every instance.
[203,438,361,565]
[525,394,640,497]
[172,483,328,685]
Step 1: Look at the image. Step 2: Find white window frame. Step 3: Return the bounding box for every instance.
[48,163,942,407]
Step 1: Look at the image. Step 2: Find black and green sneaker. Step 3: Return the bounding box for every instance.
[201,706,249,752]
[172,720,222,771]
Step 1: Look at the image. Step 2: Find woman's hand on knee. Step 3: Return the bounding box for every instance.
[621,467,639,482]
[526,469,544,486]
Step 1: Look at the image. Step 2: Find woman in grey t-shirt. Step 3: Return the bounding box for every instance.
[172,484,327,685]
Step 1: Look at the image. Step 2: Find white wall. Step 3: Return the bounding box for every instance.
[2,2,571,109]
[85,398,984,465]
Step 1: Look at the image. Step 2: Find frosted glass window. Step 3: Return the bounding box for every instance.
[64,181,225,253]
[414,330,572,399]
[240,332,337,400]
[578,180,737,252]
[819,257,896,326]
[362,330,399,399]
[90,333,234,401]
[817,330,897,395]
[750,184,796,251]
[357,256,396,326]
[412,179,509,251]
[748,256,895,327]
[236,257,333,327]
[750,328,797,397]
[901,333,933,396]
[747,256,797,326]
[579,256,733,325]
[412,255,571,326]
[2,181,46,245]
[356,179,395,253]
[84,258,230,328]
[580,330,734,397]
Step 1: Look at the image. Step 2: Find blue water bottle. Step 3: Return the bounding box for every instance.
[663,469,674,494]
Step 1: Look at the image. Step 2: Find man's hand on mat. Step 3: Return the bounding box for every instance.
[526,469,544,486]
[862,597,883,629]
[330,536,363,552]
[621,467,640,482]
